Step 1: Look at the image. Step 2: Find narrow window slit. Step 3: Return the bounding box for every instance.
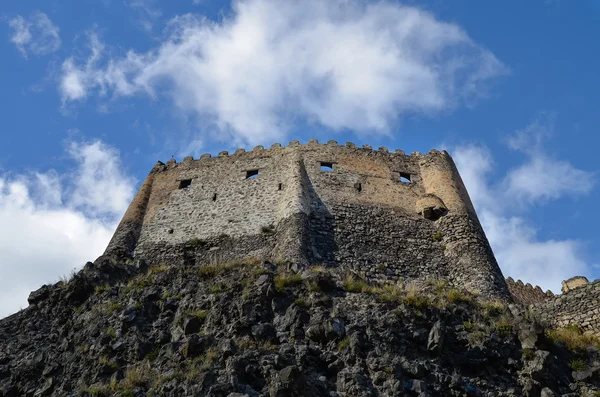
[246,170,259,179]
[278,183,283,191]
[320,162,333,172]
[212,193,217,201]
[178,179,192,189]
[400,173,412,183]
[355,182,362,192]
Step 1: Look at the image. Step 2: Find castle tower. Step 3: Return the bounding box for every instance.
[104,140,509,298]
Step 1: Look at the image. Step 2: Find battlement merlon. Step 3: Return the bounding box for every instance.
[153,139,430,167]
[103,139,509,299]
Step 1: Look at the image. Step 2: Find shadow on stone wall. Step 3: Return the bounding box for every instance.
[305,173,338,265]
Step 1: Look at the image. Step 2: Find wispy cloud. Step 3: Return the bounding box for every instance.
[452,117,595,292]
[8,12,61,58]
[59,0,507,146]
[0,141,135,319]
[125,0,162,32]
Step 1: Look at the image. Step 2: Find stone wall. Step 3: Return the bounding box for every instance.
[104,139,509,298]
[532,278,600,336]
[506,278,552,306]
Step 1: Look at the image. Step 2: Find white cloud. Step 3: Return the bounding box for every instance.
[59,0,507,145]
[8,12,61,58]
[452,121,595,292]
[0,141,135,319]
[126,0,162,32]
[503,117,594,203]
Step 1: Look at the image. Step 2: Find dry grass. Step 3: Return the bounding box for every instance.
[343,275,371,293]
[274,273,303,293]
[545,325,600,352]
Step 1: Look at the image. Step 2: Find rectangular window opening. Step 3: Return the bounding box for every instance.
[278,183,283,191]
[178,179,192,189]
[246,169,259,179]
[320,162,334,172]
[355,182,362,192]
[212,193,217,201]
[399,173,412,183]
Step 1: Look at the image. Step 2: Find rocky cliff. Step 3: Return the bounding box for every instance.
[1,253,600,397]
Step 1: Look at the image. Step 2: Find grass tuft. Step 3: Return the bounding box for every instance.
[274,273,303,293]
[545,325,600,352]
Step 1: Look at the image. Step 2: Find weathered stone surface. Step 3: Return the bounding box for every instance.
[105,142,509,299]
[1,259,599,396]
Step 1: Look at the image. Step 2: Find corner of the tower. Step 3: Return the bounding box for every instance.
[418,150,510,299]
[103,163,160,258]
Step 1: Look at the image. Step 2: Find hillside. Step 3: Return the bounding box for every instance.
[1,254,600,397]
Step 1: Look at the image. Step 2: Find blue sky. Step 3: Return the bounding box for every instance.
[1,0,598,317]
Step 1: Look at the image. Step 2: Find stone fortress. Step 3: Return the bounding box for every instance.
[105,139,508,299]
[105,138,599,334]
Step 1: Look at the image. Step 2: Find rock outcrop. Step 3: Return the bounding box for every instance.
[2,255,600,396]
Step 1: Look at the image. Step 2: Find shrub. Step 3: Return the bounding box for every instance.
[294,298,308,308]
[337,337,350,351]
[343,275,371,293]
[274,273,303,293]
[199,265,219,279]
[106,302,123,315]
[481,300,506,318]
[99,356,117,372]
[95,285,110,294]
[445,288,472,304]
[569,358,588,371]
[373,283,403,303]
[105,327,116,339]
[148,264,169,275]
[121,365,147,388]
[522,348,535,360]
[545,326,600,352]
[403,283,430,310]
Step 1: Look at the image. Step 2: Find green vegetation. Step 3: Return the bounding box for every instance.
[98,356,117,372]
[481,300,506,318]
[294,298,308,308]
[432,232,443,242]
[545,325,600,352]
[106,302,123,315]
[343,275,371,293]
[105,327,116,339]
[274,273,303,293]
[495,315,513,336]
[445,288,473,304]
[522,348,535,360]
[569,358,588,371]
[464,320,474,331]
[337,337,350,351]
[148,264,169,274]
[95,285,110,294]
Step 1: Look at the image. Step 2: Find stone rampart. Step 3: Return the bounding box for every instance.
[506,277,553,306]
[104,139,509,298]
[532,278,600,335]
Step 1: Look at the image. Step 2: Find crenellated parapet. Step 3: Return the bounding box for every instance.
[156,139,441,167]
[104,139,509,299]
[505,277,553,306]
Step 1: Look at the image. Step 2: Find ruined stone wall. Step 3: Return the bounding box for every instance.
[531,278,600,336]
[105,139,509,298]
[506,278,553,306]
